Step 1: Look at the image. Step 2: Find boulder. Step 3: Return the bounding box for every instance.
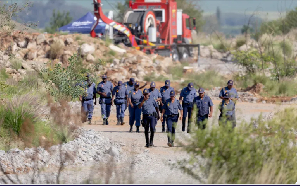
[36,34,46,45]
[5,68,16,74]
[86,54,95,62]
[79,44,95,55]
[109,44,126,54]
[17,40,28,48]
[65,37,74,45]
[113,59,120,65]
[21,62,32,70]
[26,50,37,60]
[238,44,250,52]
[211,50,223,59]
[200,47,211,58]
[27,41,37,49]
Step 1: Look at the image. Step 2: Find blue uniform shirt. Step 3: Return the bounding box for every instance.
[163,98,183,115]
[129,89,143,105]
[141,97,158,115]
[180,87,197,103]
[193,95,213,116]
[219,100,235,116]
[149,88,162,102]
[124,82,135,95]
[160,86,175,104]
[219,87,239,99]
[97,81,113,98]
[82,82,96,100]
[112,85,128,99]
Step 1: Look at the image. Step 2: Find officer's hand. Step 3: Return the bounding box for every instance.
[157,114,160,120]
[130,103,134,108]
[144,82,148,85]
[102,93,107,97]
[179,116,182,120]
[208,113,212,117]
[79,97,82,101]
[111,101,114,106]
[160,116,163,122]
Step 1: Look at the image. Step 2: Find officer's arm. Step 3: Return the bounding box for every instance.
[219,89,224,100]
[138,98,145,109]
[139,82,148,89]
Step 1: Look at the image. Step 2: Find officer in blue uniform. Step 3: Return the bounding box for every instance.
[219,80,238,121]
[128,82,143,133]
[219,92,236,128]
[125,78,147,110]
[97,75,114,125]
[139,89,160,148]
[179,82,197,133]
[159,80,175,132]
[149,82,161,126]
[161,90,183,147]
[79,74,97,124]
[193,88,213,129]
[112,81,128,125]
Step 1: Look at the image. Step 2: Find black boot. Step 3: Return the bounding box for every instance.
[117,118,120,125]
[136,126,140,133]
[150,132,155,147]
[88,118,92,125]
[129,126,133,132]
[182,117,186,132]
[162,125,165,133]
[167,136,172,147]
[145,131,149,148]
[103,118,106,125]
[106,118,109,125]
[187,122,190,133]
[120,117,125,125]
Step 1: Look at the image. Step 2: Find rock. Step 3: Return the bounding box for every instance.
[112,59,120,65]
[17,40,28,48]
[211,50,223,59]
[109,44,126,54]
[27,41,37,49]
[65,37,74,45]
[79,44,95,55]
[262,100,266,104]
[22,62,31,70]
[64,51,72,55]
[86,54,95,62]
[26,50,37,60]
[18,69,26,76]
[200,47,211,58]
[5,68,15,74]
[238,44,250,51]
[36,34,46,45]
[290,97,297,102]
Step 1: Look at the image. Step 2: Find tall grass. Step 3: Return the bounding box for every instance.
[177,107,296,184]
[10,58,22,70]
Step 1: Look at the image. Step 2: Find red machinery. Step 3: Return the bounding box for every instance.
[91,0,200,62]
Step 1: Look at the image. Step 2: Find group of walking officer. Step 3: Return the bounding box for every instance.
[79,74,238,148]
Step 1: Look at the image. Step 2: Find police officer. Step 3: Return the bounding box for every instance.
[193,88,213,129]
[219,80,239,121]
[179,82,197,133]
[161,90,183,147]
[79,74,97,124]
[160,80,175,132]
[219,92,236,128]
[149,82,161,127]
[139,89,160,148]
[97,75,113,125]
[125,78,147,110]
[112,81,128,125]
[128,82,143,132]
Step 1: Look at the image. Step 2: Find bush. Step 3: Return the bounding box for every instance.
[108,50,116,56]
[279,40,293,58]
[182,70,225,90]
[177,108,296,184]
[49,41,64,59]
[75,35,81,41]
[10,58,22,70]
[143,74,168,82]
[235,37,246,48]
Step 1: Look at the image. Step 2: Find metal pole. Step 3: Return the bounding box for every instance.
[197,44,200,67]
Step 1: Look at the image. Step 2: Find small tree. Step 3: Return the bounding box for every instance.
[45,10,72,34]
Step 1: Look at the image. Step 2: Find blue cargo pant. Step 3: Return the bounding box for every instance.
[100,98,112,119]
[166,115,178,143]
[129,105,141,127]
[182,103,193,131]
[197,114,208,129]
[115,99,126,118]
[82,99,94,119]
[143,115,156,145]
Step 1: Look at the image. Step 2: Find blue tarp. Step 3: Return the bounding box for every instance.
[58,12,106,34]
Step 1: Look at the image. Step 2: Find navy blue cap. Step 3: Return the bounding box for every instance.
[198,87,205,93]
[150,81,156,88]
[130,78,135,83]
[135,82,139,86]
[102,75,107,79]
[165,80,170,86]
[143,89,149,94]
[227,80,233,85]
[118,81,122,86]
[224,92,230,98]
[170,90,175,97]
[188,83,194,90]
[86,73,90,77]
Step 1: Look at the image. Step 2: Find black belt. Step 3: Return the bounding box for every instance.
[115,98,125,99]
[83,98,93,101]
[100,96,111,99]
[143,113,155,117]
[167,114,178,117]
[183,102,193,105]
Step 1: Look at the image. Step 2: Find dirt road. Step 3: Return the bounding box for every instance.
[82,99,293,184]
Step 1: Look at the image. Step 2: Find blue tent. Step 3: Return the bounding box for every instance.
[58,12,106,34]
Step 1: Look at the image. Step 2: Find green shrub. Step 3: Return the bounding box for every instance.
[0,68,9,80]
[182,70,224,90]
[235,37,246,48]
[75,35,81,41]
[10,58,22,70]
[19,71,40,89]
[144,74,168,82]
[279,40,293,58]
[177,108,296,184]
[108,50,116,56]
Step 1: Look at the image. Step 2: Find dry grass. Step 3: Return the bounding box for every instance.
[49,41,64,59]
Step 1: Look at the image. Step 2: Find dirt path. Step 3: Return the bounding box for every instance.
[81,99,293,184]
